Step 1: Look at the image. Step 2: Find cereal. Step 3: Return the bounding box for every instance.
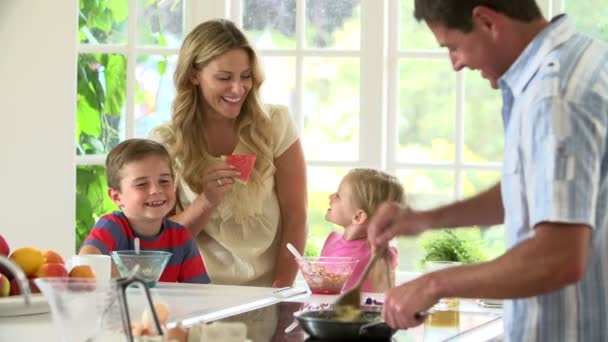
[301,264,351,294]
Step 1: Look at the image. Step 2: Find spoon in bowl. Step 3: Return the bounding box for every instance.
[286,243,312,272]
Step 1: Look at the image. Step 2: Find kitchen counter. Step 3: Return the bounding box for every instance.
[0,283,502,341]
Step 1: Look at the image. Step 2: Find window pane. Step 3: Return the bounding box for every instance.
[75,165,114,251]
[462,170,505,259]
[137,0,185,48]
[397,59,455,163]
[76,53,127,155]
[78,0,128,44]
[306,167,349,256]
[260,57,296,114]
[305,0,361,49]
[462,170,500,198]
[133,54,177,138]
[396,169,454,209]
[303,57,360,161]
[566,1,608,41]
[395,169,454,270]
[464,71,504,163]
[243,0,296,49]
[399,0,440,50]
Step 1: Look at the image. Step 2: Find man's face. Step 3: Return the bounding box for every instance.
[428,21,507,89]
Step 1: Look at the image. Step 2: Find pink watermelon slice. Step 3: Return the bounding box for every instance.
[222,154,257,184]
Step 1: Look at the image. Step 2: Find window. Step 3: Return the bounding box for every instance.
[77,0,588,271]
[75,0,185,249]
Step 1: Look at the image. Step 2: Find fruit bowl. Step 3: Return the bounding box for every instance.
[111,251,171,288]
[296,257,358,295]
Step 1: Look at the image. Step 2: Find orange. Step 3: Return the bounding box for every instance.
[68,265,96,279]
[41,250,65,265]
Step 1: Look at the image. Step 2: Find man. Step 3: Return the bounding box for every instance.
[368,1,608,340]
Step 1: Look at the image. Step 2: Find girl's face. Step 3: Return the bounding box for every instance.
[325,178,359,228]
[191,48,253,121]
[109,155,176,228]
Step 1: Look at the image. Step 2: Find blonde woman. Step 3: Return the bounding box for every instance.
[151,19,307,287]
[322,168,406,292]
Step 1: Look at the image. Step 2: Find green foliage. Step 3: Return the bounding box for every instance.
[76,166,116,250]
[419,229,486,266]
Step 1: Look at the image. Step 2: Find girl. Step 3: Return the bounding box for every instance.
[322,168,406,293]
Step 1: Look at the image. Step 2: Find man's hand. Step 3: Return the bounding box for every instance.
[382,274,440,329]
[368,202,430,251]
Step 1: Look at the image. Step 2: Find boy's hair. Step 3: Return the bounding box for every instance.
[105,138,174,190]
[345,168,406,217]
[414,0,543,32]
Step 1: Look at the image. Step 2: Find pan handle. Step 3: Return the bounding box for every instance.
[358,320,388,334]
[359,310,433,334]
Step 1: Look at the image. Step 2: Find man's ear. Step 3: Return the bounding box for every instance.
[353,209,368,225]
[472,5,501,38]
[108,188,123,207]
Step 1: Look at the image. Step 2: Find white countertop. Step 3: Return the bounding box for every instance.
[0,282,502,341]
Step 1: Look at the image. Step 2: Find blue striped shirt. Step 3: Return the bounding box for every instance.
[499,15,608,341]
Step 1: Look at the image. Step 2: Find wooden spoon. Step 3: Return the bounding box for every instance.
[334,249,382,318]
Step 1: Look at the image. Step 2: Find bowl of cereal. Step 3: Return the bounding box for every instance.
[296,256,358,295]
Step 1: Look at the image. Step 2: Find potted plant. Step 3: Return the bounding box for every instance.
[419,229,487,312]
[419,229,486,267]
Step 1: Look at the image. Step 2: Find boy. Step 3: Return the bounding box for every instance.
[80,138,210,284]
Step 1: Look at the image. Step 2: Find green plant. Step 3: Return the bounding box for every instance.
[419,229,486,266]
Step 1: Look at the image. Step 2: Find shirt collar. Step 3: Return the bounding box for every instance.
[499,14,575,96]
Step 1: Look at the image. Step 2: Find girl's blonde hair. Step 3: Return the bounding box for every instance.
[152,19,272,193]
[345,168,406,216]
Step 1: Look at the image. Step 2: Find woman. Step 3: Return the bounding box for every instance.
[151,19,307,287]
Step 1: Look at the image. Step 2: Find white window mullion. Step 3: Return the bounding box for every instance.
[125,0,137,139]
[190,0,229,30]
[554,0,564,15]
[230,0,242,26]
[386,0,400,174]
[454,71,465,200]
[294,0,305,133]
[359,0,387,167]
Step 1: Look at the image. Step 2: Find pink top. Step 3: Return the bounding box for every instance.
[320,231,398,293]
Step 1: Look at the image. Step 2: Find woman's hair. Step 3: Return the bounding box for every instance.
[105,138,173,190]
[345,168,406,217]
[153,19,272,193]
[414,0,543,32]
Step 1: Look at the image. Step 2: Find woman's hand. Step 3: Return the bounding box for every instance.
[200,163,241,207]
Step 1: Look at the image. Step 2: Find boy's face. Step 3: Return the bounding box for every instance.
[109,155,176,224]
[325,178,360,228]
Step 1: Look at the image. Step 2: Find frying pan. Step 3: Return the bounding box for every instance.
[295,310,396,341]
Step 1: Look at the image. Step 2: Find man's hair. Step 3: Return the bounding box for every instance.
[105,138,173,190]
[345,168,407,217]
[414,0,543,32]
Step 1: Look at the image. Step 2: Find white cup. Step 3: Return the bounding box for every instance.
[67,254,112,284]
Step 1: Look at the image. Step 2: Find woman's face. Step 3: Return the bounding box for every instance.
[191,48,253,121]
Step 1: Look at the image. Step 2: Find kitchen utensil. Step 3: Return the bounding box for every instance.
[334,249,382,316]
[295,309,396,341]
[286,243,311,270]
[134,237,140,254]
[35,270,163,342]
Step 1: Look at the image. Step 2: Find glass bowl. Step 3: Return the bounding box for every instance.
[296,256,358,295]
[111,250,171,288]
